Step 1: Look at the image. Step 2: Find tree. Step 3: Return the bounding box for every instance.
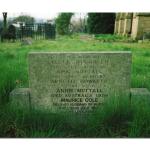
[13,15,35,24]
[87,13,115,34]
[56,13,73,35]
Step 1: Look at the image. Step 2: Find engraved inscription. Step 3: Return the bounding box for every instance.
[29,52,131,113]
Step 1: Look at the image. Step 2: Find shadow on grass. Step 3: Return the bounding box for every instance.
[1,96,149,138]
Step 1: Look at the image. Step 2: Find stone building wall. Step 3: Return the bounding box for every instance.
[114,13,150,40]
[114,13,120,34]
[131,14,139,39]
[123,13,133,36]
[131,13,150,39]
[118,13,126,35]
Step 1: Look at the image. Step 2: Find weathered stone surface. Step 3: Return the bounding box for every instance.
[123,19,132,36]
[28,52,132,112]
[131,88,150,101]
[9,88,31,109]
[115,13,133,36]
[115,13,150,39]
[114,21,119,34]
[118,19,125,35]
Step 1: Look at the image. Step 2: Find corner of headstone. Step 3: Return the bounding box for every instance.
[9,88,31,110]
[131,88,150,101]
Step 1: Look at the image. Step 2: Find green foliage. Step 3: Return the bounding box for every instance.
[56,13,73,35]
[13,15,35,24]
[87,13,115,34]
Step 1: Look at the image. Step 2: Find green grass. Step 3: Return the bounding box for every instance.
[0,97,150,137]
[94,34,133,42]
[0,34,150,137]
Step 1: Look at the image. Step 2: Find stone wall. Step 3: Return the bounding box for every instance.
[115,13,126,35]
[123,13,133,36]
[131,14,139,39]
[131,13,150,39]
[114,13,119,34]
[114,13,133,36]
[114,13,150,40]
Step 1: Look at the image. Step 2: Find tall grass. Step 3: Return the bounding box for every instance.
[0,34,150,137]
[0,96,150,137]
[0,50,28,104]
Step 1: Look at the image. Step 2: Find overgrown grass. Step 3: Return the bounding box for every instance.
[94,34,133,42]
[0,34,150,137]
[0,97,150,137]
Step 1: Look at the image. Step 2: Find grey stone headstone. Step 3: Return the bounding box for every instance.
[21,38,32,46]
[28,52,132,112]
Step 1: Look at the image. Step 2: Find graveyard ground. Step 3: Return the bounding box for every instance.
[0,34,150,137]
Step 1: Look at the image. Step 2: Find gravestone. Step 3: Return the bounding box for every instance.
[21,38,32,45]
[10,51,150,112]
[28,52,132,112]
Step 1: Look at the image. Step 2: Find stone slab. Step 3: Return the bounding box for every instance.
[131,88,150,101]
[9,88,31,109]
[28,52,132,112]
